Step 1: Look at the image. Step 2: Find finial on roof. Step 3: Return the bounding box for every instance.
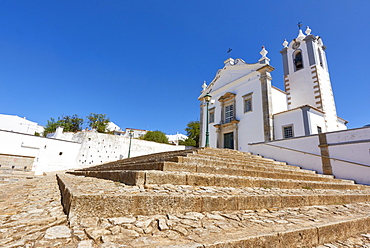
[202,81,207,91]
[259,46,270,64]
[260,46,268,58]
[227,48,232,58]
[305,26,311,35]
[297,21,302,30]
[282,39,288,48]
[297,29,305,41]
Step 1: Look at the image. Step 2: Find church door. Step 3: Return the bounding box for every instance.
[223,132,234,149]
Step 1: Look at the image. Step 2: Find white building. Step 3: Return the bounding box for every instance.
[106,122,122,132]
[0,114,44,135]
[0,128,186,175]
[199,27,347,152]
[166,133,187,145]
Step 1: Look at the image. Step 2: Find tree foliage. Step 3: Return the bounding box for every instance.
[141,130,169,144]
[43,115,84,136]
[179,138,196,147]
[87,113,110,133]
[184,121,200,147]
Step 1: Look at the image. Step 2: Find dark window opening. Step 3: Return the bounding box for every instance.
[317,126,322,134]
[284,126,294,139]
[294,51,303,70]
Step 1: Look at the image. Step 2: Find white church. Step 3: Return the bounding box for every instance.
[199,26,347,151]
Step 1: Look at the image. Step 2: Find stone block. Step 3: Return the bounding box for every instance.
[119,171,145,185]
[145,171,187,185]
[278,227,319,247]
[187,174,215,186]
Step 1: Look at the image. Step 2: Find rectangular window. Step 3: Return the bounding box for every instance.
[317,126,322,134]
[242,92,253,113]
[244,98,252,113]
[283,126,294,139]
[225,104,233,123]
[209,109,215,123]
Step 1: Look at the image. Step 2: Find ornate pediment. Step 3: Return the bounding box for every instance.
[218,92,236,102]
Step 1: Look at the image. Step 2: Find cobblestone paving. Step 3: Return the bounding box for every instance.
[2,174,370,247]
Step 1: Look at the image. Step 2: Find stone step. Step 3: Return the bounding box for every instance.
[85,152,306,176]
[57,173,370,219]
[81,148,199,171]
[195,147,252,157]
[0,169,35,176]
[176,155,308,172]
[81,158,332,178]
[77,161,347,184]
[68,170,362,190]
[0,174,37,182]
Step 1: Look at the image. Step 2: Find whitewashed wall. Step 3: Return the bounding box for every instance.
[0,129,186,175]
[271,87,288,114]
[75,132,186,168]
[273,109,304,140]
[249,135,322,173]
[249,127,370,184]
[0,114,44,135]
[0,129,81,175]
[307,110,327,134]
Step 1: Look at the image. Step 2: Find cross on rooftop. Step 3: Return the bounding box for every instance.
[297,21,302,30]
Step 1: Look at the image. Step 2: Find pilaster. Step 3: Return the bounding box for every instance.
[257,65,275,142]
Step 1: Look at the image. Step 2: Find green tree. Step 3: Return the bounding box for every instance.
[43,114,83,136]
[184,121,200,147]
[87,113,110,133]
[141,130,169,144]
[179,138,196,147]
[62,114,84,132]
[43,118,59,136]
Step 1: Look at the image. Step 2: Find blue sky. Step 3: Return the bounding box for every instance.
[0,1,369,134]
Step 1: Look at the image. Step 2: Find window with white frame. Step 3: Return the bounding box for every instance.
[225,104,234,123]
[243,93,253,113]
[283,125,294,139]
[209,108,215,123]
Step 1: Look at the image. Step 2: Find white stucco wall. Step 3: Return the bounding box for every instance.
[249,135,322,173]
[307,110,327,134]
[271,87,288,114]
[0,129,81,175]
[0,114,44,135]
[0,129,187,175]
[249,127,370,184]
[75,132,186,168]
[273,109,305,140]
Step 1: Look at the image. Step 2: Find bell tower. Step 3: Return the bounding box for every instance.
[280,25,346,132]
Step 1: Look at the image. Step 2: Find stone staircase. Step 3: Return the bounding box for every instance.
[69,147,360,190]
[58,147,370,247]
[0,163,36,183]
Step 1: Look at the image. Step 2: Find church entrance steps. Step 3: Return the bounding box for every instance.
[67,170,361,190]
[58,148,370,246]
[76,161,343,184]
[82,148,199,171]
[57,173,370,218]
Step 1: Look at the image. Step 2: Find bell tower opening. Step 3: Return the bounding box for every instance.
[294,50,303,71]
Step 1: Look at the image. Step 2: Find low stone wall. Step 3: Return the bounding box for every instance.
[0,153,34,171]
[249,127,370,185]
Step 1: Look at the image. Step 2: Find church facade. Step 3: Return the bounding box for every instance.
[198,27,347,151]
